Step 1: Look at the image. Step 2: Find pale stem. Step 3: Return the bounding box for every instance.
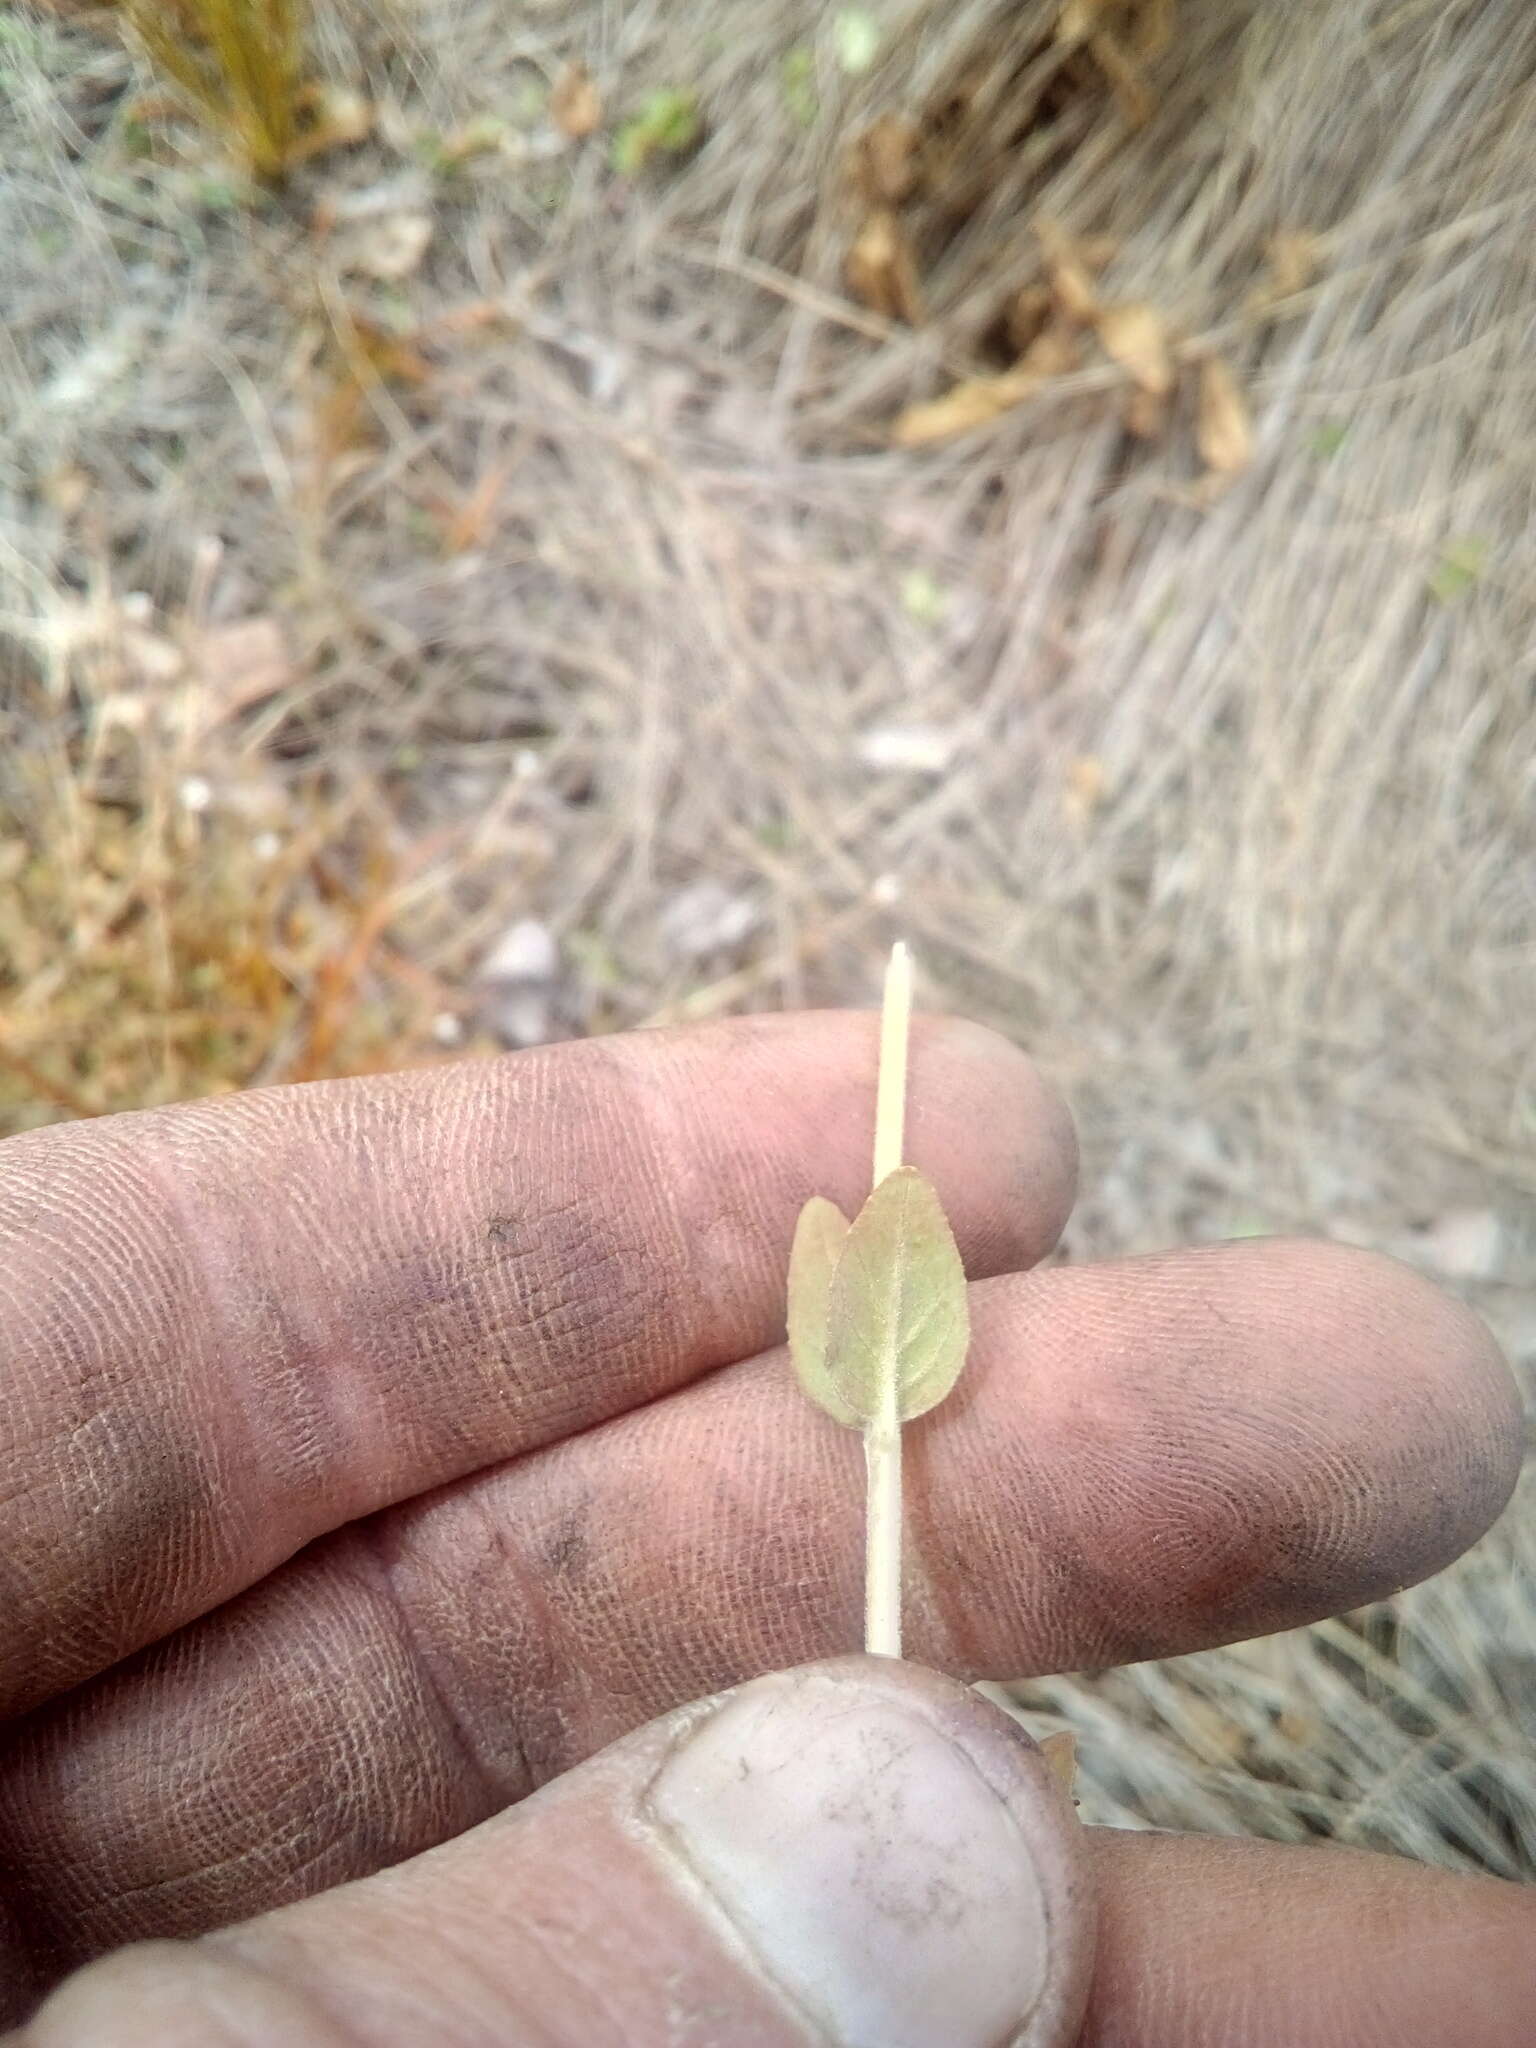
[865,940,911,1658]
[872,940,911,1187]
[864,1408,903,1658]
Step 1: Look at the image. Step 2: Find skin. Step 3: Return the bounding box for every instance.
[0,1011,1530,2042]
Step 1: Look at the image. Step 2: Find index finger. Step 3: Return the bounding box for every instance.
[0,1012,1076,1717]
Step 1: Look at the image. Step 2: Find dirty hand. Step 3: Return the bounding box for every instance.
[2,1015,1529,2046]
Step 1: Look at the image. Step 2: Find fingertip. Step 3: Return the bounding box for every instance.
[908,1013,1079,1273]
[657,1007,1079,1279]
[14,1939,355,2047]
[1263,1236,1524,1571]
[1083,1832,1536,2047]
[911,1234,1525,1673]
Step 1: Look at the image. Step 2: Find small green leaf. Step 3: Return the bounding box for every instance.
[196,176,243,213]
[1307,420,1349,460]
[755,814,794,851]
[1428,535,1487,605]
[612,87,701,175]
[780,46,818,127]
[823,1166,969,1424]
[787,1195,859,1426]
[900,566,948,626]
[833,8,881,74]
[1215,1213,1271,1240]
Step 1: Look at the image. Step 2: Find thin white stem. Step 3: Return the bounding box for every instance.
[865,941,912,1658]
[872,940,911,1188]
[864,1411,902,1658]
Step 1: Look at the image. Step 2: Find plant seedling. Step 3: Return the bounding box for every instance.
[611,88,701,177]
[786,942,970,1656]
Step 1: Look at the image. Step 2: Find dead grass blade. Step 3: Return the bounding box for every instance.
[1196,355,1254,477]
[122,0,308,180]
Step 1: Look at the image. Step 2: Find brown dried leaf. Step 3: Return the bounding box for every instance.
[346,211,434,282]
[551,61,602,140]
[1058,2,1177,50]
[1096,300,1174,395]
[436,458,516,555]
[1089,31,1153,123]
[1057,3,1173,121]
[311,85,373,146]
[1137,0,1177,60]
[893,321,1078,447]
[284,87,375,169]
[896,375,1021,447]
[192,618,293,726]
[41,464,91,519]
[1076,233,1121,270]
[1025,321,1083,380]
[1197,355,1254,476]
[846,208,923,325]
[346,318,434,386]
[1005,284,1053,355]
[1122,382,1169,439]
[1039,232,1118,324]
[419,299,517,344]
[1039,1730,1079,1798]
[854,112,922,206]
[1064,755,1106,822]
[437,115,510,166]
[1055,0,1100,39]
[309,316,432,471]
[1036,218,1102,325]
[1262,227,1322,300]
[1051,247,1101,325]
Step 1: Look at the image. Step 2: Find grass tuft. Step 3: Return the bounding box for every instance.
[122,0,307,180]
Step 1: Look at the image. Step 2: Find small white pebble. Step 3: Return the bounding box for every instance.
[480,917,558,982]
[514,749,542,780]
[178,775,213,813]
[251,830,282,862]
[857,723,959,774]
[1398,1208,1503,1281]
[432,1011,465,1046]
[870,873,902,907]
[658,880,759,960]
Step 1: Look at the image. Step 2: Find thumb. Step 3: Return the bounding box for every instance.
[14,1658,1094,2048]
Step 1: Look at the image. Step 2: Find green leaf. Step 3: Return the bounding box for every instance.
[612,87,701,175]
[780,46,818,128]
[823,1166,969,1424]
[833,9,881,74]
[900,566,948,626]
[1307,420,1349,460]
[787,1195,859,1426]
[1428,535,1488,605]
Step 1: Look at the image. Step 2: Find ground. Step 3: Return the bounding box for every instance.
[2,0,1533,1873]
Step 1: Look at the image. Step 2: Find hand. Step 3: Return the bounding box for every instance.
[1,1014,1528,2046]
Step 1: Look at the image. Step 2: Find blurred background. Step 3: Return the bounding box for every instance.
[2,0,1533,1876]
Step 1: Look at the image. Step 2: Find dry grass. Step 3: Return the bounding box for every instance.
[2,0,1533,1872]
[122,0,308,181]
[0,660,457,1122]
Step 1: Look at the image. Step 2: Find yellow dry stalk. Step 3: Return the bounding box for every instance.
[123,0,307,181]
